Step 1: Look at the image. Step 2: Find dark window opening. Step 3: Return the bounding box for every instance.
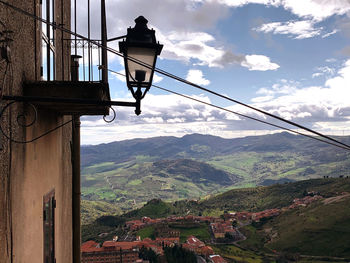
[43,190,56,263]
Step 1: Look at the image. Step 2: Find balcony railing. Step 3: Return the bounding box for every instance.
[65,38,103,82]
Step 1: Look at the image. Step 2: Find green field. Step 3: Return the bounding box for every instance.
[137,226,155,240]
[211,244,268,263]
[266,197,350,257]
[81,157,239,210]
[169,223,211,243]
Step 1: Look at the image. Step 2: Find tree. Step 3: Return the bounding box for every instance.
[164,244,197,263]
[139,246,158,263]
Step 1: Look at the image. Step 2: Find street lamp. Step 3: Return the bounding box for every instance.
[119,16,163,115]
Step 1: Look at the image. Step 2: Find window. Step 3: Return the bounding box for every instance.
[43,190,56,263]
[41,0,56,80]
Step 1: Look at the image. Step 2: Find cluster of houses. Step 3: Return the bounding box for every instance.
[223,209,281,223]
[125,208,283,243]
[182,236,226,263]
[81,237,182,263]
[182,236,213,258]
[288,195,323,209]
[82,192,327,262]
[210,221,237,239]
[81,235,226,263]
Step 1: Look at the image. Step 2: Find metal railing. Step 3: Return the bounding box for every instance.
[64,38,102,82]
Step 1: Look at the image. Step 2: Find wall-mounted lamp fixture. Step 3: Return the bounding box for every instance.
[119,16,163,115]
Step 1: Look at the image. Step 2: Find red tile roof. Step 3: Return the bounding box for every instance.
[186,236,205,248]
[102,241,139,250]
[81,241,102,253]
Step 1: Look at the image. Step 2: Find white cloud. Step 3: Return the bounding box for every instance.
[251,95,274,103]
[280,0,350,22]
[153,74,164,84]
[80,93,233,144]
[254,20,322,39]
[312,66,335,78]
[81,60,350,144]
[322,29,338,38]
[213,0,350,22]
[312,72,323,78]
[319,66,336,75]
[241,55,280,71]
[155,28,278,70]
[112,69,126,82]
[219,1,350,40]
[186,69,211,86]
[213,0,281,8]
[247,59,350,127]
[325,60,350,94]
[74,0,280,71]
[156,30,225,67]
[258,79,299,94]
[326,58,337,63]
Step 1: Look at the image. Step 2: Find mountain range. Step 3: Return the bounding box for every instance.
[81,132,350,210]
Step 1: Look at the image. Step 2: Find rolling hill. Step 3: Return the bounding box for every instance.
[117,178,350,218]
[81,132,350,209]
[81,200,122,225]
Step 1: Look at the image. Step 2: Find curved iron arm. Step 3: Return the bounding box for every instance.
[0,101,70,144]
[0,95,130,144]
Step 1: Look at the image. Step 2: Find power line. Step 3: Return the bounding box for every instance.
[105,52,350,150]
[109,68,350,151]
[1,0,350,150]
[151,67,350,151]
[154,86,350,151]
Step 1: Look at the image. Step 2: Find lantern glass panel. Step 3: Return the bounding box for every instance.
[126,47,156,85]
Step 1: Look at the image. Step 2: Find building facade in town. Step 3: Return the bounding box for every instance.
[0,0,110,262]
[0,1,74,262]
[81,241,141,263]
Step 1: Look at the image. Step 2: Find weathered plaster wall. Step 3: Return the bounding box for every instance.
[0,0,73,262]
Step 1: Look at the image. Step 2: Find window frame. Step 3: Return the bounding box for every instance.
[41,0,56,80]
[43,189,56,263]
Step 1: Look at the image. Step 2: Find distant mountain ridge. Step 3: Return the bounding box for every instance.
[81,132,350,209]
[82,132,350,166]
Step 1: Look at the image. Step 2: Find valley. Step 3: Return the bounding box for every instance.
[80,132,350,262]
[81,132,350,210]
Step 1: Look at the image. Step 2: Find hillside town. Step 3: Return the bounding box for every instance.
[81,192,325,262]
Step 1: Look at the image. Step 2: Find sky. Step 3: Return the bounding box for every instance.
[73,0,350,145]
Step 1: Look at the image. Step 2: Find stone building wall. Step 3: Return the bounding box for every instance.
[0,1,73,262]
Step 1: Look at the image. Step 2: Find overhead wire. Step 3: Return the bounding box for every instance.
[108,68,350,151]
[1,0,349,150]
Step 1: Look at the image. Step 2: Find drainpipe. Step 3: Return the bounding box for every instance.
[71,55,81,263]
